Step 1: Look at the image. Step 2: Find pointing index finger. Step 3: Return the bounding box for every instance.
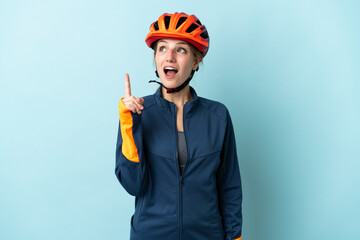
[125,73,131,97]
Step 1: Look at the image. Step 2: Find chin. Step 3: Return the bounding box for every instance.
[161,77,182,87]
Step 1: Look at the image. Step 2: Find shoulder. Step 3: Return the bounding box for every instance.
[197,96,230,122]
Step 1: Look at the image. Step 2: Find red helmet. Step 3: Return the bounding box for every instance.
[145,12,210,57]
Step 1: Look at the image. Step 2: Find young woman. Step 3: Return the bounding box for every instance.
[116,12,242,240]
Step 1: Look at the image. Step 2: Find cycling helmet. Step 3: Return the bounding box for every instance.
[145,12,210,57]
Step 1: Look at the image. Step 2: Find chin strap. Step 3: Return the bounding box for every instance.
[149,70,195,93]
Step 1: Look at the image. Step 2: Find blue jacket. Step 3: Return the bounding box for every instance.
[115,87,242,240]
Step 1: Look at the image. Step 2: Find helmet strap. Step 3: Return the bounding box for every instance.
[149,70,195,94]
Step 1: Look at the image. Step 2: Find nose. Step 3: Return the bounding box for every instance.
[166,49,176,62]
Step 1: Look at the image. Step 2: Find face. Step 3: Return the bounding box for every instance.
[154,39,200,88]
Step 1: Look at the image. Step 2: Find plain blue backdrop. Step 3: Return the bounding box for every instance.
[1,0,359,239]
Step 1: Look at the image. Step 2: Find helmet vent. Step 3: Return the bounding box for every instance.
[186,23,199,33]
[196,20,202,25]
[176,17,188,29]
[164,16,171,29]
[153,21,159,31]
[200,30,209,39]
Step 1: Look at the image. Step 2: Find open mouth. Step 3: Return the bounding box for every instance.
[164,67,178,78]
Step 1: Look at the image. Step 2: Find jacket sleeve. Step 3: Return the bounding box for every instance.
[115,98,148,196]
[216,109,243,240]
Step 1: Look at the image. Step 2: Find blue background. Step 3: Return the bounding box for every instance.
[1,0,359,239]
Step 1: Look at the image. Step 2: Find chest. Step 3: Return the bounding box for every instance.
[141,108,226,161]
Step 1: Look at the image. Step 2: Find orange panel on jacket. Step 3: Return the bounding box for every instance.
[119,98,140,163]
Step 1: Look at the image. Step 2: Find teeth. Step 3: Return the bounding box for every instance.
[165,67,177,71]
[164,67,178,75]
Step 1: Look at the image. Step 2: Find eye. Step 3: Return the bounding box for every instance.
[177,47,187,53]
[158,46,166,52]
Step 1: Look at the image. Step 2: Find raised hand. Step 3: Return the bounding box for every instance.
[121,73,144,114]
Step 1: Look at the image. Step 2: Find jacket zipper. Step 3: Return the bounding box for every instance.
[173,104,183,240]
[180,104,189,240]
[176,103,191,240]
[179,175,183,240]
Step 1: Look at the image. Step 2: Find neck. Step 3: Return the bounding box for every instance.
[161,85,193,107]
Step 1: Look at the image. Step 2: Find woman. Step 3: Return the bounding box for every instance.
[115,12,242,240]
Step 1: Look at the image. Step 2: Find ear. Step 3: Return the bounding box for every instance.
[192,57,201,71]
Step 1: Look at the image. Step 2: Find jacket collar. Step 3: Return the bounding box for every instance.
[154,86,199,117]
